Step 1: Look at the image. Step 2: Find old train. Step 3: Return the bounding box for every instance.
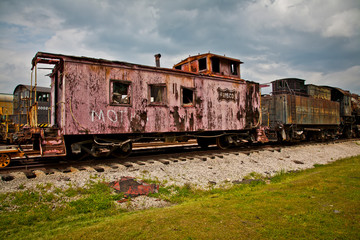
[24,51,265,161]
[0,52,359,168]
[261,78,360,141]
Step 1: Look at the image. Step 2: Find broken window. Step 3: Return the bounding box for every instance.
[43,93,49,102]
[112,81,131,105]
[149,84,166,104]
[230,62,238,75]
[211,57,220,73]
[199,58,207,71]
[182,87,194,106]
[37,93,49,102]
[21,90,29,99]
[278,81,284,88]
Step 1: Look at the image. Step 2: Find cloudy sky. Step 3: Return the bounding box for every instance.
[0,0,359,94]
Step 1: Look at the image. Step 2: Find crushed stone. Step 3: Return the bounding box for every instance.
[1,141,360,210]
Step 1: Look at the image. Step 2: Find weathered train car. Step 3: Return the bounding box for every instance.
[327,86,359,137]
[262,78,340,141]
[351,93,360,136]
[31,52,263,158]
[12,84,51,125]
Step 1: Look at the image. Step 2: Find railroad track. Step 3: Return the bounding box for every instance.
[0,140,200,174]
[0,138,357,182]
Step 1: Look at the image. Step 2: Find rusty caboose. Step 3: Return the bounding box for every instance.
[31,52,263,158]
[261,78,359,141]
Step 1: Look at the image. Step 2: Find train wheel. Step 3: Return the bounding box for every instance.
[112,142,132,158]
[0,154,11,168]
[216,135,231,150]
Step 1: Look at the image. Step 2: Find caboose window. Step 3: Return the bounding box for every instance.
[182,87,194,106]
[199,58,207,71]
[211,57,220,73]
[149,84,166,104]
[37,93,49,102]
[230,62,238,75]
[278,81,284,88]
[111,81,131,105]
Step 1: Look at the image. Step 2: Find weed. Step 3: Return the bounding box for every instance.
[11,190,41,208]
[36,183,53,191]
[64,186,82,197]
[243,171,264,180]
[89,174,99,180]
[270,169,289,183]
[111,193,125,201]
[140,178,161,185]
[54,187,63,195]
[69,195,113,213]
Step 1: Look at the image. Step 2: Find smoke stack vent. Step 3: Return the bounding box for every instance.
[154,53,161,67]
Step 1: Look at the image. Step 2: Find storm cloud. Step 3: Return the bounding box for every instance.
[0,0,359,94]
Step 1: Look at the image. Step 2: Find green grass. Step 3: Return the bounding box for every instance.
[1,155,360,240]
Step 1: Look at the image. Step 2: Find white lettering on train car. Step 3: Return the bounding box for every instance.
[91,109,127,123]
[91,110,105,122]
[107,110,118,123]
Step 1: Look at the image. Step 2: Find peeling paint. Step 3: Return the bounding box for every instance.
[32,52,261,136]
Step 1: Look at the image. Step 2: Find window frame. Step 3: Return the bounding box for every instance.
[37,93,50,102]
[181,86,195,107]
[211,57,220,73]
[230,62,238,76]
[148,83,167,106]
[110,79,132,106]
[198,58,207,71]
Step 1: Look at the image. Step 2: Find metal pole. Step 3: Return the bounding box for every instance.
[28,70,33,125]
[5,108,8,141]
[34,63,37,105]
[34,63,38,127]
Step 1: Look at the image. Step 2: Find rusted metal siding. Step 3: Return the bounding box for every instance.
[54,59,260,135]
[261,94,340,126]
[294,95,339,125]
[341,95,352,117]
[351,94,360,116]
[306,85,331,100]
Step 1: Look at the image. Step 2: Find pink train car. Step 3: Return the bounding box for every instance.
[31,52,264,158]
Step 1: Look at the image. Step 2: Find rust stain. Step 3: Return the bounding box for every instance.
[109,177,159,198]
[130,110,147,133]
[170,106,185,131]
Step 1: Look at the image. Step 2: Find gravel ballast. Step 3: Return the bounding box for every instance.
[1,141,360,194]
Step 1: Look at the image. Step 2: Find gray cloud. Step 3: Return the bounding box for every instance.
[0,0,359,94]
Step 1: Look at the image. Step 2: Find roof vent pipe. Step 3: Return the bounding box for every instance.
[154,53,161,67]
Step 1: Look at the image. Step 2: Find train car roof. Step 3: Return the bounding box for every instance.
[32,51,158,70]
[13,84,50,94]
[173,53,243,68]
[0,93,13,102]
[271,78,306,83]
[323,86,351,96]
[271,78,352,97]
[31,51,201,78]
[31,52,251,83]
